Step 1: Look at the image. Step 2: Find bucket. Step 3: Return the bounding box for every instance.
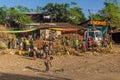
[19,50,22,55]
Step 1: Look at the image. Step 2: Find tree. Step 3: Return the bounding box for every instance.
[93,0,120,27]
[16,5,31,12]
[6,7,32,28]
[42,2,86,24]
[68,7,86,24]
[43,3,70,22]
[103,0,120,27]
[0,6,8,24]
[54,3,70,22]
[90,13,105,21]
[36,6,44,12]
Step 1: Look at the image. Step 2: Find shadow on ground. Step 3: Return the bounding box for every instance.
[0,72,71,80]
[25,66,43,72]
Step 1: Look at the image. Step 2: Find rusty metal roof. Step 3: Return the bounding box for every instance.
[38,22,83,29]
[23,12,42,15]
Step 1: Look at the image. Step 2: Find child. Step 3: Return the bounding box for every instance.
[44,56,53,72]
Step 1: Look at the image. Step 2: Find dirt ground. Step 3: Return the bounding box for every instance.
[0,45,120,80]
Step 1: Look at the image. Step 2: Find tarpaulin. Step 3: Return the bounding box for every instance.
[0,28,38,33]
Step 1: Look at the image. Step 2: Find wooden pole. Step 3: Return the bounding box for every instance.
[88,9,95,30]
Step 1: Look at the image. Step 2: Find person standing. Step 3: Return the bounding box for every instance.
[74,39,79,50]
[82,39,87,52]
[43,44,52,72]
[66,37,70,46]
[102,32,108,47]
[23,38,26,50]
[29,39,37,60]
[11,38,15,49]
[25,38,30,50]
[8,39,11,49]
[49,40,53,51]
[44,56,53,72]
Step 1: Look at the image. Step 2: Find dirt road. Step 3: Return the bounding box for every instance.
[0,50,120,80]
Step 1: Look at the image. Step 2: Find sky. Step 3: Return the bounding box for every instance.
[0,0,105,17]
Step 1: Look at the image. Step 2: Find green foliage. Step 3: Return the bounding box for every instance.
[43,3,70,22]
[14,13,32,25]
[36,6,44,12]
[103,0,120,27]
[0,6,7,24]
[68,2,86,24]
[7,7,32,26]
[1,1,120,28]
[16,5,31,12]
[0,6,32,27]
[42,2,86,24]
[0,2,86,26]
[68,7,80,24]
[93,0,120,27]
[90,13,105,21]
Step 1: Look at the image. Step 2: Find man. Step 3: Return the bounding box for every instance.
[82,39,87,52]
[74,39,79,50]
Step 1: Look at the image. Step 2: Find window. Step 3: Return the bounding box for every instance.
[95,31,102,37]
[89,32,94,38]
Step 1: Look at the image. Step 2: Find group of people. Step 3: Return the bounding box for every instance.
[7,37,32,50]
[61,36,80,51]
[7,37,54,72]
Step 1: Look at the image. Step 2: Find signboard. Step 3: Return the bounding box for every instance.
[88,21,107,26]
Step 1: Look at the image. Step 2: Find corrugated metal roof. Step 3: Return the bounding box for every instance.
[25,23,41,26]
[23,12,42,14]
[38,22,83,29]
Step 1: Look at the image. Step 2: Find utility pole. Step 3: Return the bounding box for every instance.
[88,9,95,30]
[107,17,112,48]
[105,10,112,48]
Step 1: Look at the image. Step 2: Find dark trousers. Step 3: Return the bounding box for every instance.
[44,61,49,71]
[75,45,78,50]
